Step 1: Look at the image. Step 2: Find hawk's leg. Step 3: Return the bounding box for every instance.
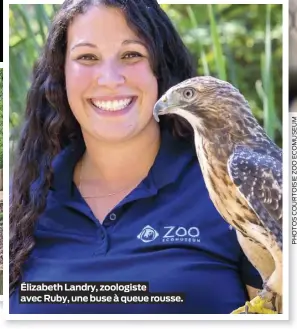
[231,224,282,314]
[231,288,278,314]
[240,288,278,314]
[250,278,282,313]
[258,282,278,311]
[248,252,283,314]
[231,262,282,314]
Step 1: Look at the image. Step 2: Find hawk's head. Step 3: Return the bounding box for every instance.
[153,76,255,140]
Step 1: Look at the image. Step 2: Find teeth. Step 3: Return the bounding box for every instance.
[92,98,132,111]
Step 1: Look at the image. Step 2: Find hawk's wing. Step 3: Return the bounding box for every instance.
[227,145,282,248]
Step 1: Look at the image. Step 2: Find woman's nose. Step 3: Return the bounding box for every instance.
[96,60,125,88]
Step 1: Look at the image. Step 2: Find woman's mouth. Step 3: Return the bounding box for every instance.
[89,96,136,115]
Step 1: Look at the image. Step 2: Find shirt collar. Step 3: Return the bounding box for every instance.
[50,128,196,197]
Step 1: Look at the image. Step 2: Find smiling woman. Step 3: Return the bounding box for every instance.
[65,5,158,144]
[9,0,264,315]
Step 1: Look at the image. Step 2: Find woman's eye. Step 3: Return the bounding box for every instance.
[122,52,142,59]
[77,54,97,61]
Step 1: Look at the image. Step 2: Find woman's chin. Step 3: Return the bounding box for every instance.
[86,126,138,143]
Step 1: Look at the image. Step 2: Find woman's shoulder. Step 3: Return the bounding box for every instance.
[150,128,197,189]
[48,138,85,191]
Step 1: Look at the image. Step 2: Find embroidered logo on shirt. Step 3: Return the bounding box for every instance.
[162,226,200,243]
[137,225,201,243]
[137,225,159,243]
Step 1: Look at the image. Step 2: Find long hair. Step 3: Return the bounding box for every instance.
[9,0,196,293]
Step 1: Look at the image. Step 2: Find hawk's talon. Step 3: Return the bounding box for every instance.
[245,303,249,314]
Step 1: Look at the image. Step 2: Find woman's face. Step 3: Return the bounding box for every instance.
[65,5,159,142]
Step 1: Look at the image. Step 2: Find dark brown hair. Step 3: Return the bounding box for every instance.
[10,0,196,293]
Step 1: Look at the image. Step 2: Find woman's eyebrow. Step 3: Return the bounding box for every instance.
[71,42,97,51]
[70,39,146,51]
[122,39,146,47]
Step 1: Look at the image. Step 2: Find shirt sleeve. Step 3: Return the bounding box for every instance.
[238,252,263,289]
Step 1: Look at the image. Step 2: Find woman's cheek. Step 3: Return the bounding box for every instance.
[66,58,88,76]
[124,61,157,86]
[75,64,95,80]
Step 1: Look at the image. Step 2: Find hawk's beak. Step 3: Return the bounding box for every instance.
[153,95,169,123]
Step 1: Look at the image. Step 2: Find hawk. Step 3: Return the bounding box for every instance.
[153,76,282,314]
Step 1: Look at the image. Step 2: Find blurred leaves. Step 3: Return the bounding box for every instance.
[9,4,56,154]
[162,3,282,146]
[9,3,283,163]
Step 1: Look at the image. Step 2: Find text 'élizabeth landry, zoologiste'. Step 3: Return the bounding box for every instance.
[20,282,148,293]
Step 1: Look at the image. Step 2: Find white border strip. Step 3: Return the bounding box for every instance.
[282,0,289,321]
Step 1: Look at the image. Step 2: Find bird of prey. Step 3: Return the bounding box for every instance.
[153,76,282,314]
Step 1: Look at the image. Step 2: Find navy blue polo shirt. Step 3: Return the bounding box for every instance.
[10,128,263,314]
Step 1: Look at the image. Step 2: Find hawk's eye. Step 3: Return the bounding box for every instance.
[183,88,195,99]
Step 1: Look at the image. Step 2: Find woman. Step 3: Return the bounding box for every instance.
[9,0,263,314]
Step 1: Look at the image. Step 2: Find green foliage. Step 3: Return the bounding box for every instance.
[9,4,58,158]
[9,4,283,167]
[162,4,282,146]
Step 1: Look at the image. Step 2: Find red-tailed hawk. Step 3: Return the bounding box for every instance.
[153,76,282,314]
